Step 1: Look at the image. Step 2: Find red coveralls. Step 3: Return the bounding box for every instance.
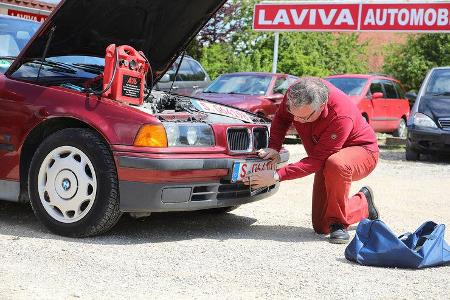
[269,80,379,234]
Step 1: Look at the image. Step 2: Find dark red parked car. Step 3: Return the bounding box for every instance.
[0,2,288,237]
[326,74,410,137]
[196,72,299,120]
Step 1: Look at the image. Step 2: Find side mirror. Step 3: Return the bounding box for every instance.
[372,92,384,99]
[193,88,204,95]
[266,93,284,102]
[405,91,417,101]
[159,73,171,83]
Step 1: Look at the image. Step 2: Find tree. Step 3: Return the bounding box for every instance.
[383,34,450,91]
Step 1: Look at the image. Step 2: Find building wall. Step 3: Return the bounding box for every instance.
[358,32,409,72]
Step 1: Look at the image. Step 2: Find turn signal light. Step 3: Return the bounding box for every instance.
[134,124,168,147]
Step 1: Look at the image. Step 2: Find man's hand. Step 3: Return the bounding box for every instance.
[257,148,280,163]
[243,170,279,189]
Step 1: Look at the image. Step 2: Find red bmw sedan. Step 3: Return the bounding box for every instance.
[0,1,288,237]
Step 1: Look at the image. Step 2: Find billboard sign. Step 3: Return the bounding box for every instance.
[8,9,48,22]
[253,1,450,32]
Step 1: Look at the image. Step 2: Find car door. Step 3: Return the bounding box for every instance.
[265,76,288,118]
[381,80,401,131]
[393,80,410,119]
[367,80,389,132]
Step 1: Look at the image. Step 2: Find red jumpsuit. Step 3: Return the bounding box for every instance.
[269,80,379,234]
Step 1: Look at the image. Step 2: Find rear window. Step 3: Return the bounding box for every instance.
[425,69,450,96]
[326,77,367,96]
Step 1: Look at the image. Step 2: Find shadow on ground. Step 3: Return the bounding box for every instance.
[379,149,450,163]
[0,201,322,245]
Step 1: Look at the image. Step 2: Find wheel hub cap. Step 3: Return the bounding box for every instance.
[37,146,97,223]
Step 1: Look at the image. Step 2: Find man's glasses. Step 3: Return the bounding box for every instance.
[287,106,316,122]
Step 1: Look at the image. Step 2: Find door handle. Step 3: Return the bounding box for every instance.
[172,86,179,89]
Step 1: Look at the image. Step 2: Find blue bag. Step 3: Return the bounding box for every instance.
[345,219,450,269]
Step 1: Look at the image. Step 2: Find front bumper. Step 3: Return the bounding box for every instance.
[116,151,289,212]
[407,126,450,154]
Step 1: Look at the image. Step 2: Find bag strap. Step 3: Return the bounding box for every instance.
[398,232,412,240]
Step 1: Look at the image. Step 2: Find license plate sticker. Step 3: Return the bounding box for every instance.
[231,160,277,182]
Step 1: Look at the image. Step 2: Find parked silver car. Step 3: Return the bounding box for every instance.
[154,56,210,96]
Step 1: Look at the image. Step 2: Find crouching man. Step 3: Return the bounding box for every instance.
[244,77,380,244]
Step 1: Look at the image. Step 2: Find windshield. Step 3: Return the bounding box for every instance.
[425,69,450,96]
[205,74,272,95]
[0,16,40,73]
[326,77,368,96]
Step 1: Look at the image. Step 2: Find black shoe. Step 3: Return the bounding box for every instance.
[360,186,379,220]
[329,224,350,244]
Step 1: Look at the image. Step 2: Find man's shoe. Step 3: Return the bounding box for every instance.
[329,224,350,244]
[360,186,379,220]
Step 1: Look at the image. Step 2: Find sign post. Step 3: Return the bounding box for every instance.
[272,32,279,73]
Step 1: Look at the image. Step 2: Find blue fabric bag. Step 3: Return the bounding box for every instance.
[345,219,450,268]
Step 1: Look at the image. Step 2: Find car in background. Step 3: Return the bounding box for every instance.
[154,56,211,96]
[195,72,299,120]
[0,1,289,237]
[326,74,410,138]
[406,67,450,161]
[0,15,39,73]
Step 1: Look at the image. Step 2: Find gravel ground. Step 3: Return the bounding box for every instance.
[0,144,449,299]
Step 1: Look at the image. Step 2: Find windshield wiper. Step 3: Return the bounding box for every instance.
[432,92,450,96]
[0,56,16,60]
[30,59,77,74]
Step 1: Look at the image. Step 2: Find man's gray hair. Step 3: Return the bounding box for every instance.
[287,77,329,110]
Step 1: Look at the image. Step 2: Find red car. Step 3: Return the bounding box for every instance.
[0,2,288,237]
[196,72,299,120]
[326,74,410,137]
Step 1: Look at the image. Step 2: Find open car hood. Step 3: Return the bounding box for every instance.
[7,0,226,82]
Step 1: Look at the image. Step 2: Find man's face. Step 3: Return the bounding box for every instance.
[287,103,325,123]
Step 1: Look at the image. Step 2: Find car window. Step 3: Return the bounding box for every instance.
[205,74,272,95]
[0,34,20,56]
[382,81,399,99]
[326,77,368,96]
[273,77,288,94]
[0,17,40,73]
[369,81,385,97]
[188,60,206,81]
[425,69,450,95]
[394,82,405,99]
[177,60,195,81]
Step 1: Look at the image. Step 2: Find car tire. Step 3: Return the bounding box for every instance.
[204,206,240,214]
[405,147,420,161]
[393,118,407,138]
[28,128,122,237]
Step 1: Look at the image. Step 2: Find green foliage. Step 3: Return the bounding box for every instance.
[383,34,450,91]
[277,32,368,77]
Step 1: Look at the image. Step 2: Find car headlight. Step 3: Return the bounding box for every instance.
[413,113,437,128]
[163,123,215,147]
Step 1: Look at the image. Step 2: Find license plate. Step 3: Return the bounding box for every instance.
[231,159,277,182]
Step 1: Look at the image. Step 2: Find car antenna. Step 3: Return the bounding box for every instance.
[36,26,56,83]
[169,50,186,94]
